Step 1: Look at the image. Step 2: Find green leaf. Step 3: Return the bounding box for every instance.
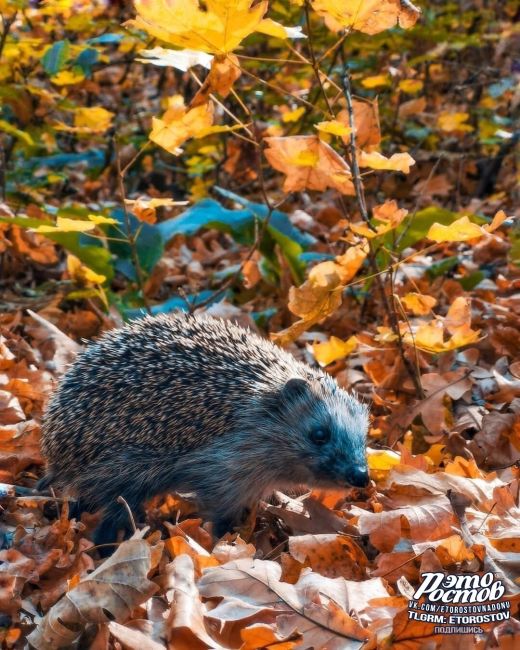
[42,40,70,76]
[156,196,311,283]
[460,271,485,290]
[107,208,164,279]
[0,120,34,146]
[0,214,114,281]
[426,256,459,279]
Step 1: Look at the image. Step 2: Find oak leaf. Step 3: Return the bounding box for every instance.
[27,539,160,649]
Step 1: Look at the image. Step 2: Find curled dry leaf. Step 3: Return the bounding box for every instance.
[191,54,242,106]
[351,199,408,238]
[272,243,368,345]
[27,539,160,650]
[164,554,225,650]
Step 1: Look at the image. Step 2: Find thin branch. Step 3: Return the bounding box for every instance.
[341,59,424,398]
[193,125,282,311]
[341,67,369,223]
[114,139,152,315]
[0,11,17,61]
[304,0,334,117]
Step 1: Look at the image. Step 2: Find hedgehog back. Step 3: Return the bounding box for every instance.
[41,313,311,473]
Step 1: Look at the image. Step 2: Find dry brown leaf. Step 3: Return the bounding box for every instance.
[164,554,224,650]
[192,54,242,106]
[338,100,381,150]
[198,558,374,647]
[264,135,355,195]
[108,622,166,650]
[288,534,367,580]
[355,496,455,551]
[27,539,160,649]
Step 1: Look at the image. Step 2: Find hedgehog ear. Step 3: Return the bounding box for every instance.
[282,377,309,401]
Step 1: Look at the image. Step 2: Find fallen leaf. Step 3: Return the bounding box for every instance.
[27,539,160,649]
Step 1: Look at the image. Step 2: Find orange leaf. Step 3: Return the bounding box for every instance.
[264,135,355,195]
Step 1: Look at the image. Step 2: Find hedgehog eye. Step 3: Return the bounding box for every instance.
[310,428,330,445]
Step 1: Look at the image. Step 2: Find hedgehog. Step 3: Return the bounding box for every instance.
[38,312,370,545]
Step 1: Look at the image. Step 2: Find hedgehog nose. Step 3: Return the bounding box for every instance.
[349,466,370,488]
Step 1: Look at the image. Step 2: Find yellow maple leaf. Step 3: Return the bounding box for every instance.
[34,217,97,234]
[128,0,292,55]
[74,107,115,133]
[399,78,423,94]
[150,101,215,155]
[408,320,445,353]
[67,254,106,285]
[315,120,352,137]
[313,335,358,365]
[437,112,473,133]
[359,150,415,173]
[88,214,118,225]
[401,293,437,316]
[427,216,483,242]
[50,69,85,85]
[367,448,401,481]
[405,306,481,353]
[312,0,420,35]
[362,74,391,89]
[281,107,306,123]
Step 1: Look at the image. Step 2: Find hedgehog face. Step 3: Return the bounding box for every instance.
[269,376,370,489]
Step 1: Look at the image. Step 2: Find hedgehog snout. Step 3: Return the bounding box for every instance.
[346,465,370,488]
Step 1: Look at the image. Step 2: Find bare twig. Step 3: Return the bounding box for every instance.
[341,61,424,398]
[114,139,152,315]
[193,124,283,311]
[341,67,369,223]
[0,11,17,61]
[304,1,334,117]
